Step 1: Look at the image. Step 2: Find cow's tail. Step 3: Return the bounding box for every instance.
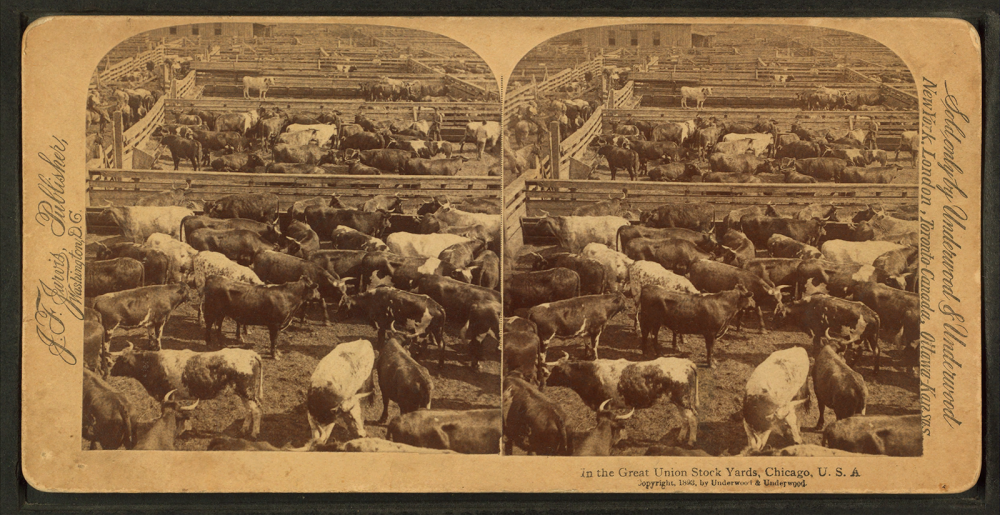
[193,140,203,172]
[138,261,146,287]
[120,403,135,449]
[691,365,700,412]
[254,354,265,410]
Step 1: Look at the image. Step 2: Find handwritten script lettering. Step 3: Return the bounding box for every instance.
[30,135,83,367]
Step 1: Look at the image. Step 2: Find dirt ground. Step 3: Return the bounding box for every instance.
[84,238,500,452]
[506,245,921,457]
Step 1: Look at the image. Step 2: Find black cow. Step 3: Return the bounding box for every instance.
[596,145,639,181]
[356,149,413,173]
[503,318,544,387]
[160,135,202,171]
[85,257,145,297]
[504,268,581,312]
[204,193,280,224]
[341,131,386,151]
[502,374,570,455]
[210,152,266,173]
[850,281,919,348]
[94,243,171,286]
[82,368,134,450]
[688,261,787,333]
[640,203,716,232]
[251,251,349,326]
[638,284,755,366]
[305,207,391,239]
[793,157,848,181]
[376,335,434,423]
[740,214,827,247]
[282,220,322,258]
[774,294,882,373]
[527,253,606,295]
[187,228,275,265]
[470,250,501,290]
[411,274,501,330]
[616,225,715,254]
[342,287,446,366]
[622,238,714,274]
[813,337,868,429]
[203,275,319,359]
[179,215,282,245]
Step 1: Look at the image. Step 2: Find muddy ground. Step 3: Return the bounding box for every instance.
[84,235,500,452]
[506,245,921,457]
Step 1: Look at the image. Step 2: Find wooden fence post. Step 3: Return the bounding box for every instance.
[113,111,124,169]
[549,121,562,180]
[170,76,177,99]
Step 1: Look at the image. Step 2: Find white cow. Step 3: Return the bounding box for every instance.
[581,243,634,293]
[284,124,338,147]
[537,215,631,254]
[143,233,199,280]
[721,132,773,157]
[242,76,275,99]
[101,206,194,243]
[820,240,907,265]
[306,340,375,444]
[743,346,811,453]
[386,232,473,259]
[680,86,713,108]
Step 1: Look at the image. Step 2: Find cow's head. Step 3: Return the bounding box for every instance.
[544,351,573,389]
[318,271,349,308]
[161,389,200,434]
[108,340,140,377]
[264,77,276,86]
[596,399,635,446]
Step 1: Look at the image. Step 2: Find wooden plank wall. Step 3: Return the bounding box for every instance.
[521,179,919,217]
[88,169,501,209]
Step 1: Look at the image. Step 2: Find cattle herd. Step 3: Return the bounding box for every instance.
[84,187,504,454]
[506,196,921,457]
[151,105,501,177]
[82,23,921,460]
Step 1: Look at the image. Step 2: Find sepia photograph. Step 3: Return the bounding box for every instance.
[502,23,923,458]
[19,16,982,494]
[82,22,502,454]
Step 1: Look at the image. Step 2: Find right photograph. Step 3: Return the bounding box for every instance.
[502,23,921,457]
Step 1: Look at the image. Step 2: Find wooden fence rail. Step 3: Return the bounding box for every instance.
[99,70,199,169]
[97,46,165,84]
[603,107,917,147]
[87,169,500,209]
[521,179,918,217]
[503,175,529,259]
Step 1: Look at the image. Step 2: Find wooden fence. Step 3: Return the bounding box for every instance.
[608,81,638,109]
[536,105,605,180]
[504,56,604,120]
[503,175,529,260]
[97,46,165,84]
[603,107,917,148]
[520,179,918,217]
[163,97,498,142]
[87,169,500,209]
[97,71,199,169]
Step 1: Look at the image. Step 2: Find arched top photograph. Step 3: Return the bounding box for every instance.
[502,23,917,187]
[86,22,501,175]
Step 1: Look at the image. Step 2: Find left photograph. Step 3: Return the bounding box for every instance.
[83,22,502,453]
